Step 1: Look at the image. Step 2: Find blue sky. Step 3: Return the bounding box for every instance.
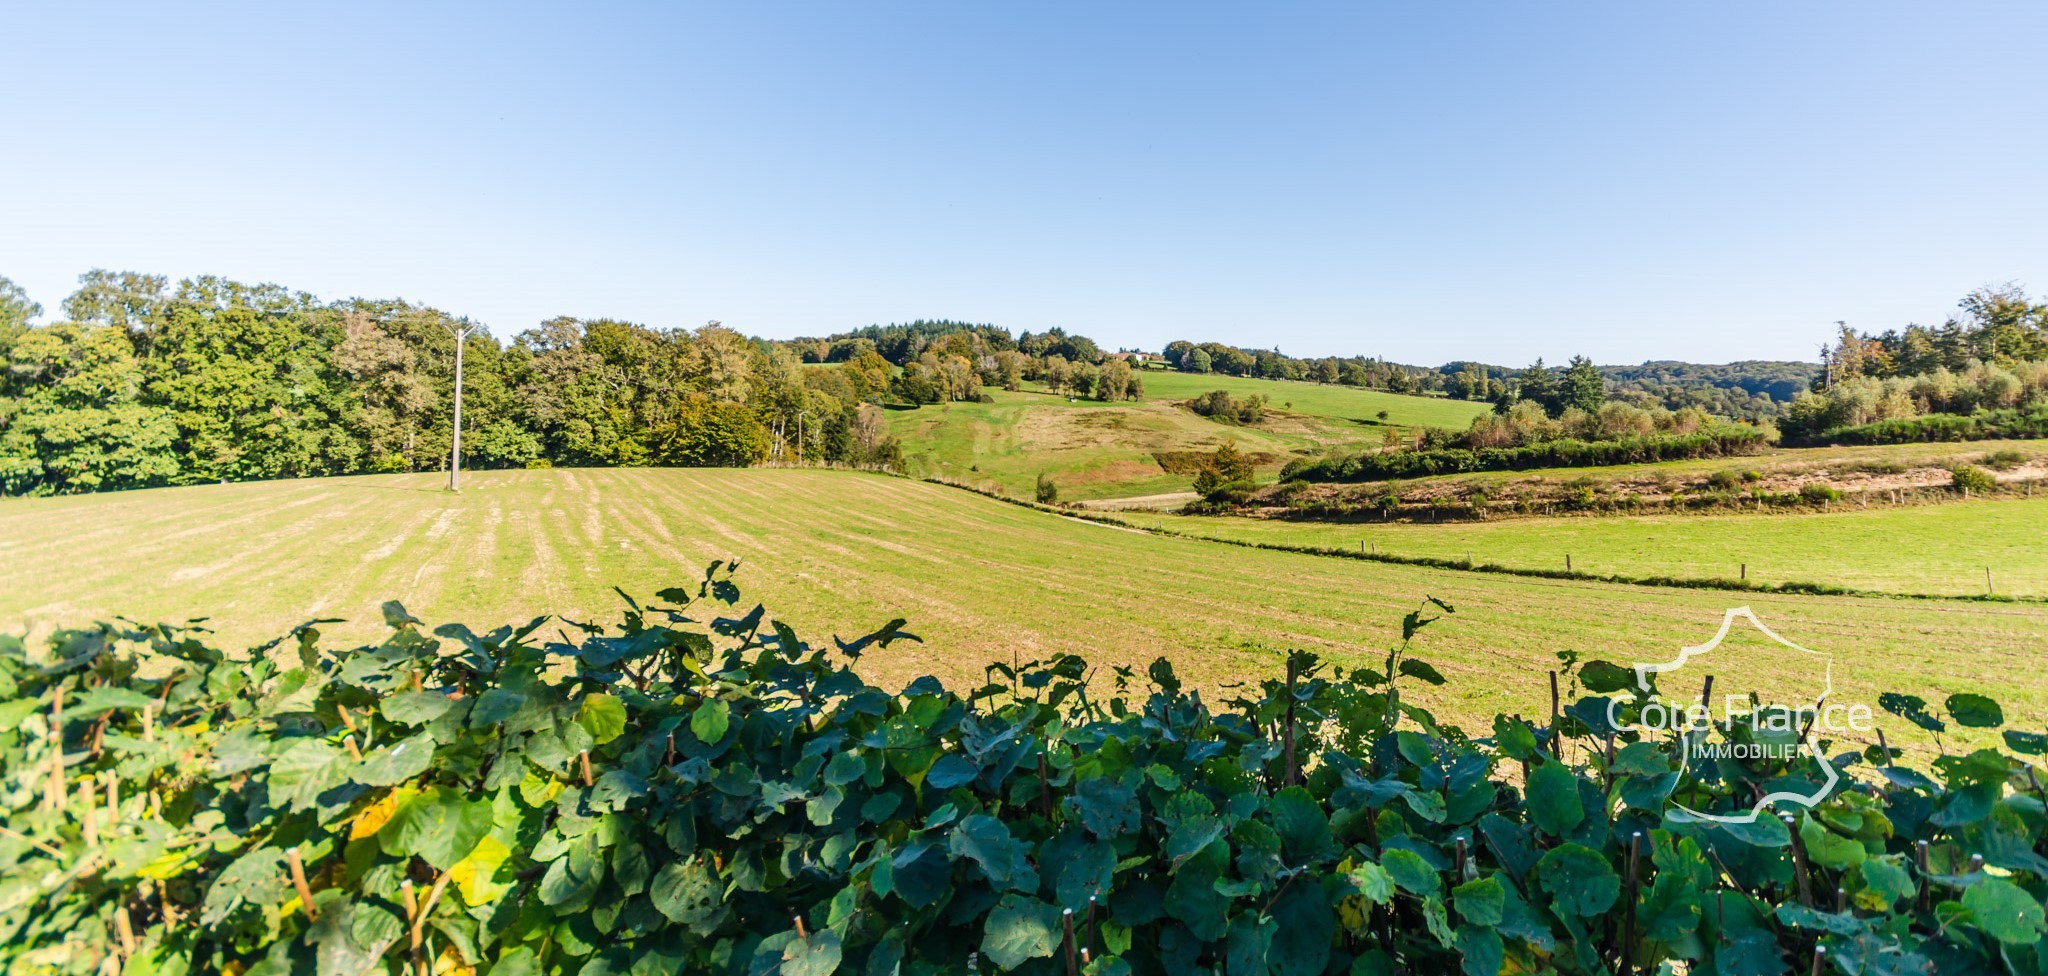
[4,2,2044,365]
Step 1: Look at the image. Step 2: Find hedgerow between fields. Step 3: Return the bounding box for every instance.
[4,566,2046,974]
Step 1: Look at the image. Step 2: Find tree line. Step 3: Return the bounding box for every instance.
[1783,285,2048,441]
[0,271,910,495]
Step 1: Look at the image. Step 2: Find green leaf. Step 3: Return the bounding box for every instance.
[354,732,435,787]
[924,754,979,790]
[1578,660,1634,694]
[1270,786,1333,860]
[1074,776,1141,839]
[2004,730,2048,755]
[1452,876,1505,927]
[1946,693,2004,729]
[1352,862,1395,904]
[951,815,1031,891]
[1268,877,1334,976]
[1536,844,1619,917]
[1962,877,2046,945]
[650,858,724,935]
[1525,762,1584,837]
[1855,857,1914,911]
[201,847,284,925]
[1398,659,1445,685]
[980,893,1059,970]
[779,929,843,976]
[1453,924,1504,976]
[378,786,494,871]
[270,738,352,813]
[380,691,454,725]
[1379,848,1438,896]
[1797,817,1866,872]
[381,600,423,629]
[1878,692,1945,733]
[1492,715,1537,761]
[1164,816,1226,871]
[577,692,628,744]
[690,699,731,745]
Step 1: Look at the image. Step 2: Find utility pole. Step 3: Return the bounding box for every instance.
[447,320,478,491]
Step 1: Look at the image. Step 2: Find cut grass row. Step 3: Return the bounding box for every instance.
[1,468,2040,740]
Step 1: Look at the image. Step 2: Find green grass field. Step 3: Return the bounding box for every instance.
[891,377,1489,500]
[2,468,2040,739]
[1111,497,2048,598]
[1134,371,1493,430]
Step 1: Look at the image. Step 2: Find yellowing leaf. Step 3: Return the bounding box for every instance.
[577,693,627,744]
[140,849,199,880]
[451,834,513,907]
[433,946,475,976]
[350,787,416,840]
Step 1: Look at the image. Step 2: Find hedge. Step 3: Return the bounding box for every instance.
[3,566,2044,974]
[1801,407,2048,447]
[1283,426,1775,483]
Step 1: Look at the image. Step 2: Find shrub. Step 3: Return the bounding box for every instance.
[1035,472,1059,504]
[1284,425,1774,483]
[1983,449,2028,471]
[3,573,2038,975]
[1950,463,1998,494]
[1705,469,1741,490]
[1799,482,1841,504]
[1804,406,2048,446]
[1188,390,1266,424]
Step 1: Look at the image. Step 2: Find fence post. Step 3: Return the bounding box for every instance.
[1565,553,1573,572]
[1740,563,1746,581]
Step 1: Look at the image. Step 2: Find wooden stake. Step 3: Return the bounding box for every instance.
[1062,908,1078,975]
[1785,816,1812,906]
[1621,832,1642,976]
[81,782,98,848]
[1915,840,1931,913]
[579,751,595,786]
[343,735,363,762]
[410,873,452,976]
[793,914,808,939]
[46,686,68,813]
[288,848,319,920]
[113,905,137,958]
[1282,654,1300,787]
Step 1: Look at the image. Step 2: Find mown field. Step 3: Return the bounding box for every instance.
[1112,496,2048,598]
[1133,370,1492,430]
[2,468,2041,738]
[892,376,1489,499]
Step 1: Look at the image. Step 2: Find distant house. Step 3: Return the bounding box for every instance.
[1110,351,1158,363]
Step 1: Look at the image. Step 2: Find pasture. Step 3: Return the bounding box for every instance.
[891,377,1488,499]
[1,467,2040,738]
[1133,371,1493,430]
[1113,497,2048,598]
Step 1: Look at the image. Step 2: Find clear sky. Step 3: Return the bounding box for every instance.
[4,2,2044,365]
